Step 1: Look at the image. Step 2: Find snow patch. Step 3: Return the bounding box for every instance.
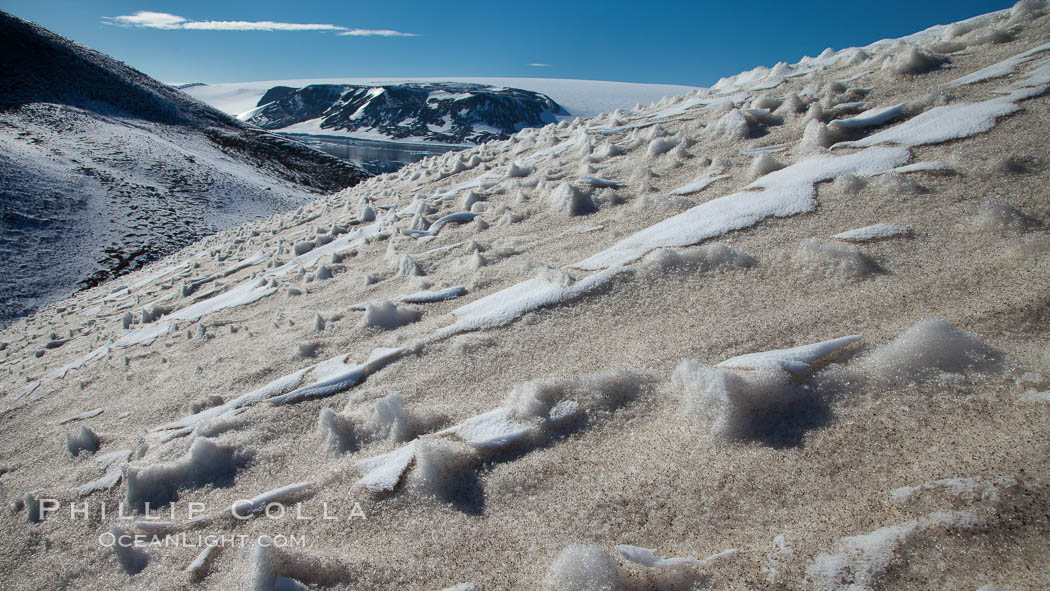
[544,544,623,591]
[832,99,1021,148]
[831,224,912,242]
[574,147,911,270]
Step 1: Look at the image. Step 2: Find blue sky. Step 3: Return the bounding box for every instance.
[1,0,1018,86]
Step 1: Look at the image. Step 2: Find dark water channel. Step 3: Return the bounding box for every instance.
[281,133,466,175]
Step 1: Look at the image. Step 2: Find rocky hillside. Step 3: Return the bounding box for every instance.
[0,10,369,323]
[242,82,567,144]
[1,2,1049,591]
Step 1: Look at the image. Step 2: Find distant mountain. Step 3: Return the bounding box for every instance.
[0,10,369,323]
[241,82,568,144]
[181,77,703,123]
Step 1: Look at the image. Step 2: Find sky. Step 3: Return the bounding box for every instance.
[0,0,1020,87]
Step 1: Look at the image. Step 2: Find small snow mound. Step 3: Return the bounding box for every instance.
[973,28,1015,45]
[794,239,879,277]
[110,523,150,574]
[889,47,949,75]
[318,408,355,454]
[548,183,597,216]
[357,392,436,443]
[969,199,1037,235]
[672,361,822,444]
[507,161,533,178]
[67,425,100,456]
[708,109,751,140]
[406,438,475,499]
[461,191,482,211]
[544,544,623,591]
[752,94,782,111]
[871,172,923,196]
[395,255,425,277]
[637,243,756,276]
[505,370,644,425]
[360,301,420,330]
[647,137,679,157]
[751,152,785,178]
[832,173,867,194]
[1010,0,1046,22]
[864,318,997,385]
[799,120,831,153]
[590,142,624,163]
[124,438,242,511]
[775,93,806,117]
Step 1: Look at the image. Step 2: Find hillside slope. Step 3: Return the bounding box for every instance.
[1,3,1049,590]
[0,11,369,323]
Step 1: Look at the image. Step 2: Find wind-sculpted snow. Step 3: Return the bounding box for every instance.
[947,40,1050,85]
[614,545,737,569]
[152,369,310,434]
[832,99,1022,148]
[266,348,406,404]
[112,279,277,348]
[355,371,646,494]
[435,267,625,337]
[75,449,131,496]
[573,147,911,270]
[827,103,907,130]
[3,5,1050,590]
[831,223,912,242]
[148,347,404,440]
[267,221,384,277]
[715,335,861,376]
[350,286,466,310]
[124,438,245,511]
[231,482,314,516]
[401,212,478,238]
[806,510,985,591]
[669,172,730,195]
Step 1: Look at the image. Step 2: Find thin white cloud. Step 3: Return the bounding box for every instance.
[339,29,418,37]
[181,20,348,32]
[106,11,187,29]
[528,63,551,67]
[103,11,417,36]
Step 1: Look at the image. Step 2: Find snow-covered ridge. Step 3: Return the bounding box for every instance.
[181,77,702,122]
[0,10,369,324]
[2,2,1050,590]
[241,82,568,145]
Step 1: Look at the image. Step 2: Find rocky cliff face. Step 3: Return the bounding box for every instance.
[244,82,568,144]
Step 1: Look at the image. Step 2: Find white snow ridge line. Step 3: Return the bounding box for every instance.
[573,147,911,270]
[267,347,406,404]
[670,172,730,196]
[831,98,1021,149]
[435,267,624,338]
[716,335,861,376]
[351,286,467,311]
